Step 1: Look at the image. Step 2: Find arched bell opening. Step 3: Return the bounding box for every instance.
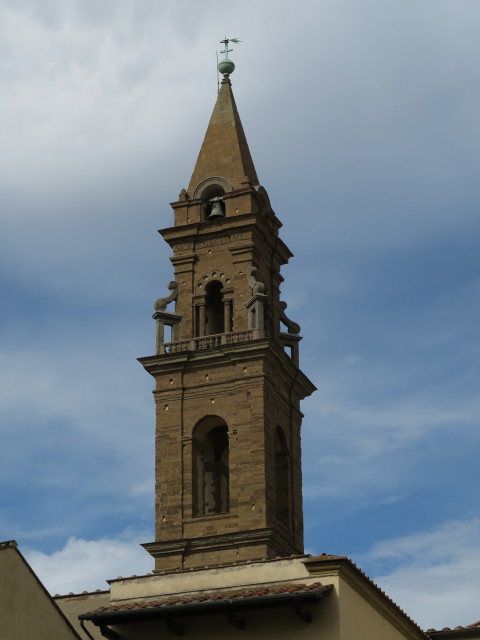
[205,280,225,335]
[192,416,229,516]
[193,177,233,221]
[201,184,225,221]
[274,426,291,528]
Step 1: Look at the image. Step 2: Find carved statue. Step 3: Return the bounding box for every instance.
[279,301,300,335]
[154,281,179,312]
[247,266,266,295]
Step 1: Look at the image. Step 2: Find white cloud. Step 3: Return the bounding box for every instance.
[358,519,480,630]
[302,378,480,501]
[25,529,154,595]
[376,494,407,507]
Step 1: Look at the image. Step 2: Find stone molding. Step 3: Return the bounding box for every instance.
[143,527,299,565]
[192,176,234,200]
[195,270,232,291]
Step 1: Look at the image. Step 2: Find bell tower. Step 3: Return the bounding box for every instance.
[139,43,315,572]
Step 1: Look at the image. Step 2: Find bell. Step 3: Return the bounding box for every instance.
[207,197,225,219]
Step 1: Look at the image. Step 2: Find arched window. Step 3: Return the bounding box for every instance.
[274,426,290,528]
[192,416,229,516]
[205,281,224,335]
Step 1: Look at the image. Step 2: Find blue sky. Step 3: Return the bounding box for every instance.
[1,0,479,629]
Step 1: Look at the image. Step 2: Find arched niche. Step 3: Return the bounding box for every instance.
[192,416,229,517]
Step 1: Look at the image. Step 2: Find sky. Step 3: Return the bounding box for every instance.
[1,0,479,631]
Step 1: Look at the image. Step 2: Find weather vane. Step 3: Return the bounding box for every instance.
[217,37,242,89]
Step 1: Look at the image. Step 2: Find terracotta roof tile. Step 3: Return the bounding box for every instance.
[428,621,480,634]
[89,581,330,616]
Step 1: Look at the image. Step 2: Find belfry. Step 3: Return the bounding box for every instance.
[53,43,429,640]
[138,45,315,572]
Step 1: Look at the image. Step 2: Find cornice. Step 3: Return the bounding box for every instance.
[139,338,315,399]
[143,527,297,562]
[159,212,257,241]
[159,213,292,264]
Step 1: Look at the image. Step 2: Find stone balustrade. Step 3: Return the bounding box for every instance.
[158,329,264,355]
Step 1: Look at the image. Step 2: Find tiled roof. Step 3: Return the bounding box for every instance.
[85,581,331,617]
[428,621,480,634]
[306,554,428,638]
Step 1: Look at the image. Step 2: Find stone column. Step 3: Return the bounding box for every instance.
[153,311,183,354]
[198,303,206,337]
[223,299,232,333]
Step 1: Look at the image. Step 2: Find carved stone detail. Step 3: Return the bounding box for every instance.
[154,281,178,312]
[279,301,300,335]
[195,271,231,291]
[247,266,265,295]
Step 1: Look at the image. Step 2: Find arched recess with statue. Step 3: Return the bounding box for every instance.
[192,416,230,517]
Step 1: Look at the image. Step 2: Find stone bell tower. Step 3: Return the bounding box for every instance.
[139,45,315,572]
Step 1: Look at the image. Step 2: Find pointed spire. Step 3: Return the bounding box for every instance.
[187,78,259,196]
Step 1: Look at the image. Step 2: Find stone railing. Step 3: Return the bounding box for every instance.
[159,329,264,355]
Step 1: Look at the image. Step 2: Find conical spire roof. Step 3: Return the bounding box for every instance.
[187,78,259,196]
